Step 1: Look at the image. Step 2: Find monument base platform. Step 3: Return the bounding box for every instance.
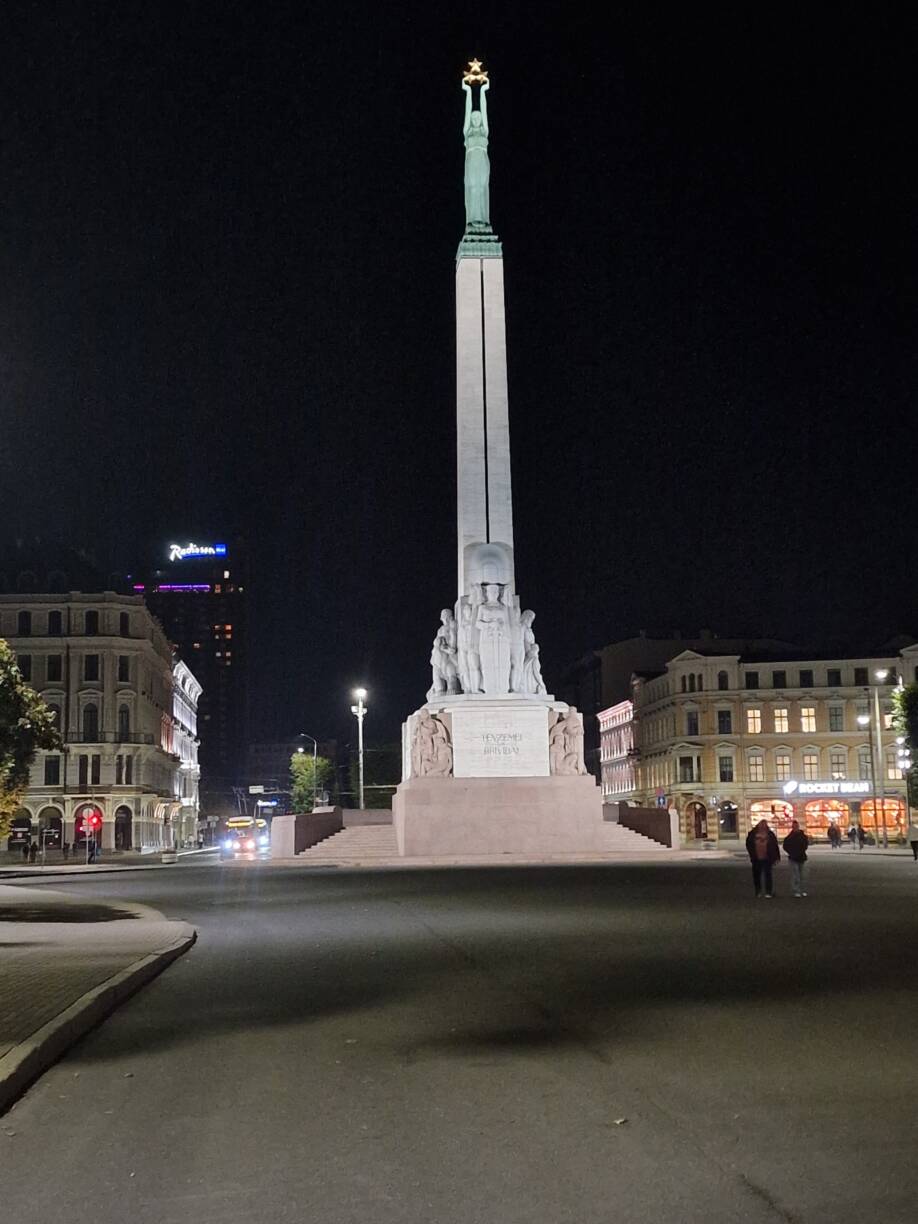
[392,774,604,858]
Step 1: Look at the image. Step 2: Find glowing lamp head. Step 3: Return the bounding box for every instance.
[876,668,890,682]
[354,687,367,700]
[857,714,870,727]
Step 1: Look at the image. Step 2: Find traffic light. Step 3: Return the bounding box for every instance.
[86,810,102,830]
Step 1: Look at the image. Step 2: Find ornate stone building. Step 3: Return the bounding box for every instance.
[599,646,917,844]
[2,592,201,851]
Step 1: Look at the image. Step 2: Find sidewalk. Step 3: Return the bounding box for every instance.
[0,847,216,879]
[0,885,195,1114]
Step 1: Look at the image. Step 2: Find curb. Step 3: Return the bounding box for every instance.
[0,923,196,1116]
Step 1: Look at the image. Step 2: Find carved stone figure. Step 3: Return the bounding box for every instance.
[508,603,524,693]
[411,710,453,777]
[548,708,587,776]
[520,610,547,695]
[475,583,511,694]
[457,600,482,694]
[427,609,459,700]
[461,79,490,231]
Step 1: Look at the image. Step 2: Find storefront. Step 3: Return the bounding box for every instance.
[755,780,905,840]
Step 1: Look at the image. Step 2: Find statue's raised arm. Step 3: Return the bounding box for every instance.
[478,78,489,137]
[462,80,473,138]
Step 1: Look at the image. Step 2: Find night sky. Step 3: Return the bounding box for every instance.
[4,5,916,745]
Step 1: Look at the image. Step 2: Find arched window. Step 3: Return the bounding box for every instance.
[48,610,62,635]
[718,671,729,691]
[82,703,99,742]
[85,610,99,635]
[118,704,130,742]
[17,610,32,636]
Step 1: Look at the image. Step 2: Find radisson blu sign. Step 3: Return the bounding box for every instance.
[167,542,227,562]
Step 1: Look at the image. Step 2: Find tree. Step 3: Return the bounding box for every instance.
[289,752,335,811]
[892,683,918,813]
[0,637,61,838]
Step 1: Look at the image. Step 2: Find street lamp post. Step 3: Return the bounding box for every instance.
[351,688,368,811]
[874,669,889,848]
[297,732,319,812]
[857,712,874,845]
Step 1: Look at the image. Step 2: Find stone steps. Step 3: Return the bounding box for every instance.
[293,820,673,865]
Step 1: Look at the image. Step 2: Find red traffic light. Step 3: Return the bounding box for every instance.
[82,808,103,830]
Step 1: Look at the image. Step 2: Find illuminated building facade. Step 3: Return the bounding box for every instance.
[599,646,918,844]
[1,592,201,850]
[137,539,248,815]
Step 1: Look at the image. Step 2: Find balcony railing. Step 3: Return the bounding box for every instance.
[66,732,155,745]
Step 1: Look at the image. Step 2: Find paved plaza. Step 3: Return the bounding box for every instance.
[3,852,918,1223]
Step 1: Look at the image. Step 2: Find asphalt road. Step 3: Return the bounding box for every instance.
[5,852,918,1224]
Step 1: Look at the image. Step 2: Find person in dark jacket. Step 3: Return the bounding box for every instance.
[745,819,780,897]
[857,824,866,850]
[783,820,809,896]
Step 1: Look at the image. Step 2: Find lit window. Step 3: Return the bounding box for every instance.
[887,752,903,781]
[746,708,762,734]
[830,751,847,779]
[884,712,894,730]
[773,708,788,733]
[775,753,791,782]
[747,754,765,782]
[801,707,816,732]
[803,752,819,780]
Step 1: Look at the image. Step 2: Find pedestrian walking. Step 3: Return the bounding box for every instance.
[783,820,810,896]
[62,842,70,861]
[28,841,38,864]
[830,822,842,849]
[906,820,918,862]
[847,825,858,849]
[21,840,30,861]
[857,824,866,850]
[746,818,780,898]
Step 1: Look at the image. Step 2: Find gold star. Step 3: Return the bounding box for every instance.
[462,57,489,84]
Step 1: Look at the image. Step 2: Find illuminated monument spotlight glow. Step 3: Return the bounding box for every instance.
[391,63,606,857]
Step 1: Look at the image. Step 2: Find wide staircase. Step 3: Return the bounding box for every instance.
[295,820,671,865]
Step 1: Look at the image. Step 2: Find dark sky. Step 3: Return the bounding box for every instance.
[3,4,916,745]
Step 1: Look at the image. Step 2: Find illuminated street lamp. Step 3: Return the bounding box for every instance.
[351,688,368,810]
[874,669,890,848]
[857,713,874,840]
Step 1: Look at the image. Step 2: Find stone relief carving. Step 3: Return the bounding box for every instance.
[520,610,546,695]
[548,708,587,776]
[475,583,512,695]
[427,609,460,700]
[447,585,548,697]
[411,710,453,777]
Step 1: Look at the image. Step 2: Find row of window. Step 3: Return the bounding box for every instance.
[17,653,132,684]
[686,705,885,737]
[13,609,133,637]
[676,748,903,785]
[42,753,137,787]
[44,703,133,741]
[681,666,905,694]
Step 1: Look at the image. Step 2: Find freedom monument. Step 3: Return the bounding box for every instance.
[392,62,605,856]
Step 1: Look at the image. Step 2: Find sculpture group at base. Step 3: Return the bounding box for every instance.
[427,585,547,700]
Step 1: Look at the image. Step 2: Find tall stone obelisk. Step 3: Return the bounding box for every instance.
[392,62,603,857]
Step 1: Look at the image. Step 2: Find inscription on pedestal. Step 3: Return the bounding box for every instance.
[451,705,549,777]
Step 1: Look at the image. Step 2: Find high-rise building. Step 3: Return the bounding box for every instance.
[136,538,248,815]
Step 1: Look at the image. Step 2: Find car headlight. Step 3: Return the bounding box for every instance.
[246,839,256,850]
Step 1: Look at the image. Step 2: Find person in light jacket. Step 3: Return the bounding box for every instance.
[783,820,809,897]
[906,820,918,862]
[745,819,780,898]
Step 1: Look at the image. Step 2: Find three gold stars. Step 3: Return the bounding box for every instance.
[462,58,489,84]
